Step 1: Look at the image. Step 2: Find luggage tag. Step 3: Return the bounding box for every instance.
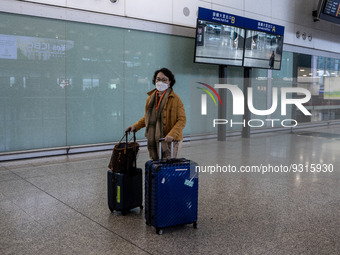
[158,139,173,185]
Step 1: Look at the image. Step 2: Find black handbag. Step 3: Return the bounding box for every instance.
[108,131,139,175]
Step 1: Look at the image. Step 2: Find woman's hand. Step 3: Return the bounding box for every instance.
[164,135,173,142]
[126,125,136,134]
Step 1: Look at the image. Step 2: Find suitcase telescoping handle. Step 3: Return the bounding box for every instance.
[158,138,174,159]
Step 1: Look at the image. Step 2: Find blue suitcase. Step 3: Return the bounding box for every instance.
[145,140,199,235]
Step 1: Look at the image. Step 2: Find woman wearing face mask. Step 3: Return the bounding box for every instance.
[126,68,186,160]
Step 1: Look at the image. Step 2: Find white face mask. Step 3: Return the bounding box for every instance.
[155,81,169,91]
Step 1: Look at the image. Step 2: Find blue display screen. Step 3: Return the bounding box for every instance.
[323,0,340,18]
[197,7,284,36]
[194,7,285,70]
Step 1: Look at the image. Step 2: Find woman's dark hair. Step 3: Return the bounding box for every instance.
[152,68,176,88]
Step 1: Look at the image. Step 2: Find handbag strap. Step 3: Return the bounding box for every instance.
[118,132,127,144]
[125,131,128,154]
[132,132,137,170]
[123,131,138,173]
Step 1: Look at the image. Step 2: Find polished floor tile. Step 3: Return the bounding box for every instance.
[1,126,340,254]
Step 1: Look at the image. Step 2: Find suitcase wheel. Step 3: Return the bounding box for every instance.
[109,206,114,213]
[145,221,151,226]
[121,210,128,216]
[193,222,199,229]
[156,228,163,235]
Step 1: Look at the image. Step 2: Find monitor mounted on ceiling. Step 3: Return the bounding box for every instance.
[314,0,340,25]
[194,7,285,70]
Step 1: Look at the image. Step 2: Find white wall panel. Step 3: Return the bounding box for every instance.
[212,0,244,10]
[67,0,125,16]
[199,0,212,6]
[314,19,334,34]
[293,25,314,49]
[198,1,213,10]
[125,0,172,24]
[331,34,340,53]
[294,0,317,28]
[21,0,66,6]
[173,0,199,27]
[282,22,295,45]
[172,0,213,27]
[244,11,271,24]
[0,0,67,19]
[211,4,244,17]
[2,0,340,54]
[245,0,271,18]
[314,31,335,52]
[271,0,295,23]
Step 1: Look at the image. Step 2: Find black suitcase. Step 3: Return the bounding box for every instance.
[107,169,143,214]
[107,131,142,214]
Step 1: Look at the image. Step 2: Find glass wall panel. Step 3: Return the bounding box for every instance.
[250,68,268,128]
[313,56,340,121]
[2,11,340,155]
[295,53,340,123]
[269,51,294,127]
[0,13,67,152]
[65,22,125,145]
[0,12,219,153]
[226,66,244,131]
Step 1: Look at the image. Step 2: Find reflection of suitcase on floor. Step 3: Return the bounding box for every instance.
[107,169,143,214]
[145,139,199,235]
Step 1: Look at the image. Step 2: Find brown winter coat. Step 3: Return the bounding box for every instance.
[134,88,186,141]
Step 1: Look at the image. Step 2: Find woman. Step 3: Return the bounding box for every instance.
[126,68,186,160]
[269,51,275,69]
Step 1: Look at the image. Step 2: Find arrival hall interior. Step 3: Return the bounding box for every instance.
[1,0,340,254]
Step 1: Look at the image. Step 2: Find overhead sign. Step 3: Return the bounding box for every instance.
[197,7,285,36]
[194,7,285,69]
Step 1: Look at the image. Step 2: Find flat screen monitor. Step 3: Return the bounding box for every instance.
[194,20,245,67]
[194,7,285,70]
[243,30,284,70]
[318,0,340,25]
